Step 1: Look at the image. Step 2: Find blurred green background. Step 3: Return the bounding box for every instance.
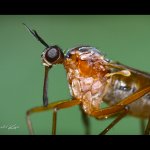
[0,15,150,135]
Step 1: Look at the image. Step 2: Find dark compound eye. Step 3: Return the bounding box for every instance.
[44,45,64,64]
[47,48,58,58]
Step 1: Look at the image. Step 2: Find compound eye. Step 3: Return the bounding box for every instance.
[45,46,60,63]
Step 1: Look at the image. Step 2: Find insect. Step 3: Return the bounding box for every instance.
[24,24,150,135]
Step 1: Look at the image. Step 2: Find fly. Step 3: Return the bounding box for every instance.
[24,24,150,135]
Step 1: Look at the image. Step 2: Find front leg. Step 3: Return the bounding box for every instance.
[79,105,91,135]
[26,99,81,135]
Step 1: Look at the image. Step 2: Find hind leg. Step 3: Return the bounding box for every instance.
[99,109,128,135]
[140,119,145,134]
[144,117,150,135]
[91,86,150,134]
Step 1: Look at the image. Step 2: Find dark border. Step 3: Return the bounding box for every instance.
[0,1,150,14]
[0,135,150,148]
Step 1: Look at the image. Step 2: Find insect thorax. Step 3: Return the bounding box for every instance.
[63,46,110,115]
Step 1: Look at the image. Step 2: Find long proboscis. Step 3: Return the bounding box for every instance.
[43,66,52,107]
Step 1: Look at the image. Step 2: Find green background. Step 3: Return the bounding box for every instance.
[0,15,150,135]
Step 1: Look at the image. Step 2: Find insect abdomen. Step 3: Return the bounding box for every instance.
[104,73,150,118]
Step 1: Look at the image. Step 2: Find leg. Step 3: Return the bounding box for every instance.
[79,105,91,135]
[90,86,150,134]
[144,116,150,135]
[26,99,81,135]
[52,108,57,135]
[92,86,150,118]
[140,119,145,134]
[99,110,128,135]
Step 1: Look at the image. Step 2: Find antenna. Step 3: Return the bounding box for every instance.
[23,23,49,48]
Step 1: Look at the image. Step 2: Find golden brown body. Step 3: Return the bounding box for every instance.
[64,46,110,115]
[64,46,150,119]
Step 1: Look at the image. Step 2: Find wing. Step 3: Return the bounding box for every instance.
[109,61,150,79]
